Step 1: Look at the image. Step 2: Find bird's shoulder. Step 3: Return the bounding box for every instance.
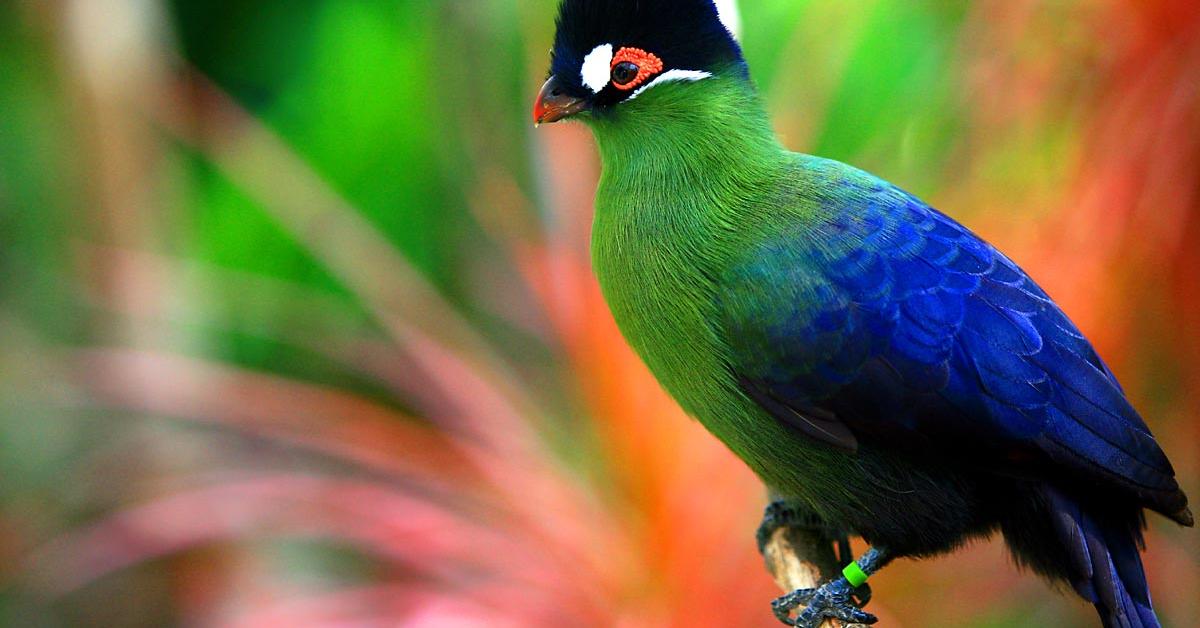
[720,154,1080,391]
[719,155,947,368]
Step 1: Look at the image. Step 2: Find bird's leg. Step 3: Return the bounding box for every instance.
[835,537,871,608]
[772,547,893,628]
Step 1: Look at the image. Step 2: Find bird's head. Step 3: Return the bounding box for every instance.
[534,0,746,125]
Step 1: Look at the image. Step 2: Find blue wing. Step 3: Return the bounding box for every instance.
[720,175,1189,521]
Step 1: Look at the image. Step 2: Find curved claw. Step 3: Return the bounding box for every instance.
[772,588,817,624]
[850,582,872,608]
[772,578,878,627]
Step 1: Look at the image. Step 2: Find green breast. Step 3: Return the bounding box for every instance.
[591,192,730,411]
[589,179,800,479]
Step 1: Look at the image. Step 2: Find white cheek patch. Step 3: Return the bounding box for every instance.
[628,69,713,100]
[712,0,742,39]
[580,44,614,94]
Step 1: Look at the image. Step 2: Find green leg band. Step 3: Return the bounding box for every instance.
[842,561,870,588]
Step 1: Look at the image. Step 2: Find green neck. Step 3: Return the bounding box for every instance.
[585,71,787,201]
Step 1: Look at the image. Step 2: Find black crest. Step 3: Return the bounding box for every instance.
[549,0,744,102]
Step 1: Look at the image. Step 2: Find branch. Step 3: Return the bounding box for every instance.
[762,525,869,628]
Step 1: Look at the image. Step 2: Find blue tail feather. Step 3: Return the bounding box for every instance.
[1044,487,1159,628]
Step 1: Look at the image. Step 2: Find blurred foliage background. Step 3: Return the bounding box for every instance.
[1,0,1198,626]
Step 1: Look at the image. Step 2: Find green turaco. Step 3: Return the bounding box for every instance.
[533,1,1191,626]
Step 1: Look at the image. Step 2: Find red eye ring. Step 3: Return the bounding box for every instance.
[610,47,663,91]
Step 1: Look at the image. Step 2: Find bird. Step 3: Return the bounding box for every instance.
[532,1,1193,626]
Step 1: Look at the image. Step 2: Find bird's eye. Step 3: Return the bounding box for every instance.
[608,47,663,91]
[611,62,640,87]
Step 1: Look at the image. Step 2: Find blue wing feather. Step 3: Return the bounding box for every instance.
[720,178,1187,519]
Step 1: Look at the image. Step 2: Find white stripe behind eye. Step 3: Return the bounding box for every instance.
[628,69,713,100]
[581,44,614,94]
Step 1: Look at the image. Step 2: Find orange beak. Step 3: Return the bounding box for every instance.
[533,76,588,125]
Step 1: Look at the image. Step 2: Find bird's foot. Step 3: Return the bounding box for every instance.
[757,500,869,603]
[772,577,877,627]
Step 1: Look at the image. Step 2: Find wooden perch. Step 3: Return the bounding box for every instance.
[762,525,869,628]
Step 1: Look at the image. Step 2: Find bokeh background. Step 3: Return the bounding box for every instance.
[1,0,1198,626]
